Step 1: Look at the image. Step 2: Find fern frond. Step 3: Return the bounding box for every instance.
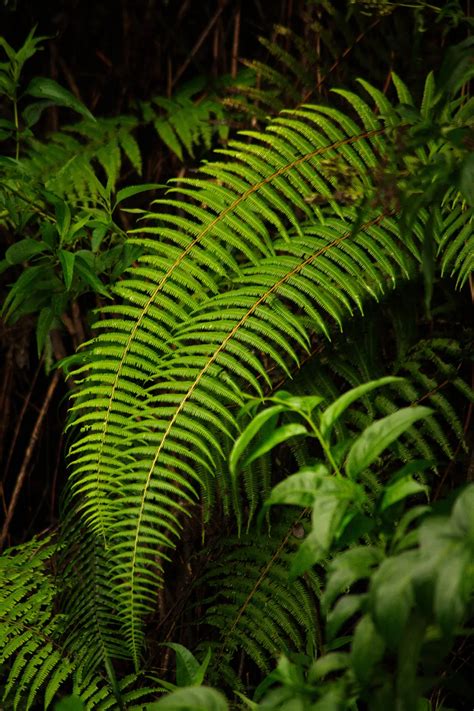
[195,518,321,689]
[0,538,73,710]
[65,75,470,668]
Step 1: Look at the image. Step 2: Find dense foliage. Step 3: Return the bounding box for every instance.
[0,2,473,709]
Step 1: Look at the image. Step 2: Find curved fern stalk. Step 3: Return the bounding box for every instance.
[68,111,388,546]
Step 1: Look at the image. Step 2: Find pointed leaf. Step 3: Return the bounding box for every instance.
[115,183,161,205]
[380,475,427,511]
[75,254,109,296]
[244,423,308,467]
[6,238,47,265]
[351,615,385,684]
[272,391,324,414]
[164,643,200,687]
[345,406,433,479]
[434,546,471,634]
[59,250,75,290]
[319,377,403,440]
[25,77,94,120]
[262,465,327,511]
[230,405,285,478]
[290,530,324,580]
[370,553,417,646]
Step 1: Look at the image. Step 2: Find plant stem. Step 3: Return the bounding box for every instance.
[13,95,19,160]
[305,414,342,477]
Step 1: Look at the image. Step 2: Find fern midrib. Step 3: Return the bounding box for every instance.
[215,511,307,664]
[92,126,387,543]
[127,211,391,664]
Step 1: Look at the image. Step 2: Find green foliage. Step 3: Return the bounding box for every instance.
[0,30,238,362]
[0,11,473,711]
[220,385,474,709]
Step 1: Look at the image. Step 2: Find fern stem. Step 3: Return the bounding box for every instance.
[305,414,342,477]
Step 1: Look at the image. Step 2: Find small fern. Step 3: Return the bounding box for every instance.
[194,517,322,690]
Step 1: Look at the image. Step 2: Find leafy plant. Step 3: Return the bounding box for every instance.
[0,8,473,710]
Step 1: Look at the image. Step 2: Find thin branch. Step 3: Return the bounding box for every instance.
[1,370,61,549]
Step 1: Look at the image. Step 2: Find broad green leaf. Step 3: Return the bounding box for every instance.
[22,99,56,127]
[147,686,228,711]
[59,250,75,290]
[322,547,382,611]
[5,238,48,265]
[351,615,385,684]
[370,552,417,646]
[54,199,72,240]
[290,530,324,580]
[164,643,200,687]
[0,70,15,96]
[230,405,285,478]
[244,423,308,467]
[272,391,324,414]
[0,36,17,62]
[191,647,212,687]
[312,686,346,711]
[308,652,350,681]
[451,484,474,540]
[319,377,403,440]
[115,183,161,205]
[25,77,94,120]
[262,465,327,512]
[434,546,471,634]
[345,406,433,479]
[91,225,109,252]
[0,259,10,275]
[380,475,427,511]
[391,505,430,550]
[326,594,365,640]
[2,265,44,319]
[311,491,350,551]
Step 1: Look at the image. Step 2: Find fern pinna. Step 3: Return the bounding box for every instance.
[65,61,472,681]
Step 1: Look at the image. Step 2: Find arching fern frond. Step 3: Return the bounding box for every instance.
[65,71,471,670]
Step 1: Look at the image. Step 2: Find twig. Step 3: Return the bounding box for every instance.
[231,5,241,79]
[3,356,43,486]
[302,18,381,103]
[172,1,228,88]
[0,370,61,549]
